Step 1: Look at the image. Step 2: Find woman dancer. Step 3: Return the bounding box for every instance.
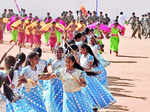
[10,17,19,44]
[46,54,93,112]
[110,21,121,56]
[43,47,64,112]
[80,44,115,111]
[0,55,35,112]
[49,22,59,52]
[33,21,42,48]
[17,20,25,47]
[66,19,78,40]
[25,19,34,48]
[89,36,110,67]
[18,52,47,112]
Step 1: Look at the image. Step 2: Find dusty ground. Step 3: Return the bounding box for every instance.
[0,26,150,112]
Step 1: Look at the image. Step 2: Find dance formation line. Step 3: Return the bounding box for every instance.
[0,9,149,112]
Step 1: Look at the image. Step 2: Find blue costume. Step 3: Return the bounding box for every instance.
[80,54,116,109]
[57,68,93,112]
[20,66,47,112]
[43,58,64,112]
[0,70,36,112]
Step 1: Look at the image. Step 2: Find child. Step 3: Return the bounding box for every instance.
[17,20,25,47]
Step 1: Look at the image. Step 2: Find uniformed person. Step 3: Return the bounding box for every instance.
[131,17,142,39]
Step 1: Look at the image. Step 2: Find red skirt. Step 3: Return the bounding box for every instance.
[18,32,25,43]
[49,36,57,48]
[33,34,41,45]
[26,34,33,44]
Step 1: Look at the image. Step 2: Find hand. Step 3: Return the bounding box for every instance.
[18,76,27,83]
[10,84,15,89]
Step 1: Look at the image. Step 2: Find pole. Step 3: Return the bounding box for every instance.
[96,0,98,16]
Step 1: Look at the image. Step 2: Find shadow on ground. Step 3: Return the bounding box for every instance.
[118,55,149,59]
[109,61,137,63]
[104,76,147,112]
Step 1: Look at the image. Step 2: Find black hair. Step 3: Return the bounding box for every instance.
[81,44,99,67]
[120,12,123,15]
[81,32,88,43]
[65,54,98,76]
[74,33,82,41]
[66,44,79,54]
[0,74,15,102]
[84,28,90,34]
[5,56,16,70]
[2,56,22,102]
[64,40,76,54]
[25,52,38,66]
[33,47,42,57]
[90,29,94,32]
[52,22,56,25]
[90,36,97,46]
[64,40,75,50]
[71,44,79,52]
[15,52,26,70]
[114,20,119,25]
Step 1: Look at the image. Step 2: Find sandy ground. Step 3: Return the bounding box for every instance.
[0,26,150,112]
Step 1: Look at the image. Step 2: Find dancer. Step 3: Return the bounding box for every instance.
[43,47,64,112]
[0,55,36,112]
[89,36,110,67]
[10,26,18,44]
[48,22,59,52]
[18,52,47,112]
[25,19,33,48]
[33,21,42,48]
[17,20,25,47]
[110,21,121,56]
[46,54,94,112]
[33,47,48,88]
[80,44,115,111]
[66,19,78,40]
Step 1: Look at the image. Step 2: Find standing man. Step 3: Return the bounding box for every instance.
[92,11,99,23]
[2,9,7,18]
[103,13,111,25]
[118,12,127,26]
[145,13,150,39]
[7,9,12,18]
[128,12,136,31]
[87,12,93,25]
[131,17,142,39]
[99,11,104,23]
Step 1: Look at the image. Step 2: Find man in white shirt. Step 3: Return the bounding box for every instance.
[118,12,127,26]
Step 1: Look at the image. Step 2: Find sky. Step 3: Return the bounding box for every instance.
[0,0,149,19]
